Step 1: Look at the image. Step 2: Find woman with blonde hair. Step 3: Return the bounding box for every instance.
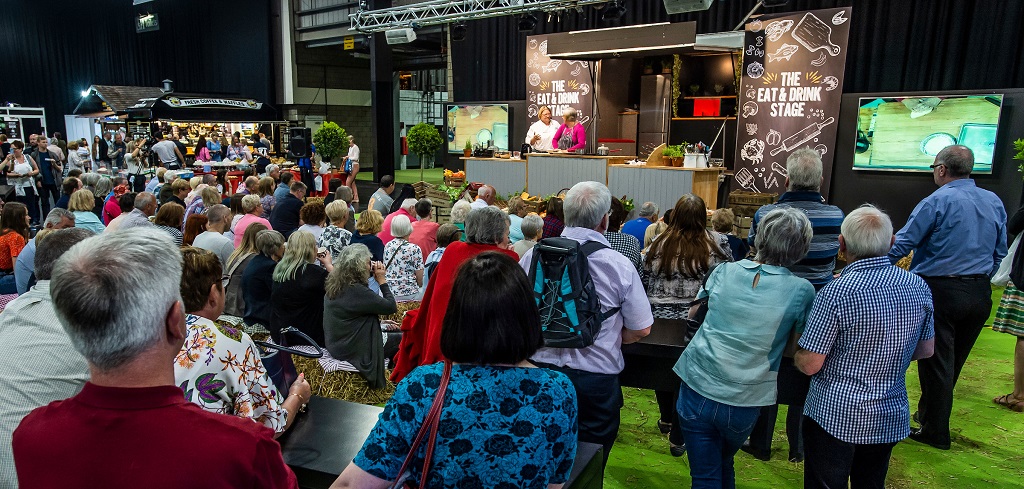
[350,209,385,261]
[270,230,333,344]
[223,222,269,317]
[323,244,398,389]
[183,186,221,229]
[68,189,105,234]
[318,200,352,260]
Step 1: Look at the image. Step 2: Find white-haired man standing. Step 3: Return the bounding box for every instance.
[796,205,934,488]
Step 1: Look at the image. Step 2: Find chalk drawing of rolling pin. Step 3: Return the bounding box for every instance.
[792,13,841,56]
[735,167,759,192]
[770,117,835,157]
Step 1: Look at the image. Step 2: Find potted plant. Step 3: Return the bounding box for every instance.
[463,139,472,158]
[662,145,683,167]
[311,121,347,166]
[407,122,445,180]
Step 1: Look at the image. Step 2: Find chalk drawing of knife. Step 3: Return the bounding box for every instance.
[736,167,759,192]
[771,161,788,176]
[770,117,835,157]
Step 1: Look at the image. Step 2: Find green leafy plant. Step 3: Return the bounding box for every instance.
[662,145,682,158]
[464,139,473,151]
[311,122,347,163]
[620,195,635,212]
[437,182,468,203]
[671,55,682,119]
[407,123,444,180]
[1015,138,1024,174]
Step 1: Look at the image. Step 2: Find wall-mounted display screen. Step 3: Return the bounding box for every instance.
[446,104,509,153]
[854,94,1003,173]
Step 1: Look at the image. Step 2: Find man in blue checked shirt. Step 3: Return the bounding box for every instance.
[796,205,934,489]
[888,145,1007,450]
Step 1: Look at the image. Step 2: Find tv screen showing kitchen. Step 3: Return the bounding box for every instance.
[446,104,510,153]
[853,94,1003,173]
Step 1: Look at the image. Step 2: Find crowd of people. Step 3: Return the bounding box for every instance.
[0,139,1013,489]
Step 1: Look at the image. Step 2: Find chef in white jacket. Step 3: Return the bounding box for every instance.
[524,105,558,152]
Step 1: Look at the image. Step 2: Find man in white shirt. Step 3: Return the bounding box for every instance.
[470,184,495,210]
[151,132,185,170]
[192,204,236,266]
[525,105,559,152]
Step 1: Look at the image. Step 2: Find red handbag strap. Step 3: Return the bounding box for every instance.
[390,362,452,489]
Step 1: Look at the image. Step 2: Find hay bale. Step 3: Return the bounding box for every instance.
[305,196,325,207]
[381,301,420,324]
[896,251,914,271]
[293,354,396,405]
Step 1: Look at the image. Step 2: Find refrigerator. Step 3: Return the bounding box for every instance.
[638,74,672,158]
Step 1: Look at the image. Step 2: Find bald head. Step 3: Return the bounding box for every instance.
[476,185,496,205]
[935,145,974,178]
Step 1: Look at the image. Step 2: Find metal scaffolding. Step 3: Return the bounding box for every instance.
[349,0,608,32]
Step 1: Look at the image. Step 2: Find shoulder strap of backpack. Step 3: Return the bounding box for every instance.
[577,240,621,320]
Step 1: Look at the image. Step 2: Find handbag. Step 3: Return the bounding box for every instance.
[993,233,1021,286]
[680,262,721,349]
[390,361,452,489]
[254,326,324,395]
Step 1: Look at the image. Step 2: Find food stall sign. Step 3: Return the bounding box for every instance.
[162,98,264,109]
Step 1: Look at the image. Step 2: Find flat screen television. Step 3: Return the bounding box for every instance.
[446,104,510,153]
[853,94,1003,173]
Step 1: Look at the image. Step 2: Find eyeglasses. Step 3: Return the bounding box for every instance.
[929,163,945,169]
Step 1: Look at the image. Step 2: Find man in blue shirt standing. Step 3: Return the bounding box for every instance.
[31,137,63,219]
[888,145,1007,450]
[621,202,658,245]
[796,205,935,488]
[744,147,845,462]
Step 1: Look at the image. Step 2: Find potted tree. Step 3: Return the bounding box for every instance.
[463,139,473,158]
[311,121,347,167]
[408,122,444,181]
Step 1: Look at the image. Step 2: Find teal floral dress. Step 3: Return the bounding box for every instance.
[353,363,578,488]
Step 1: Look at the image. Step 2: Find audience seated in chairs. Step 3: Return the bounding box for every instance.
[382,214,424,302]
[224,222,269,318]
[323,244,399,390]
[174,246,310,436]
[242,229,285,334]
[332,251,578,489]
[270,230,333,345]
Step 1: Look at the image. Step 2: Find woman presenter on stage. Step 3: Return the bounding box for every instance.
[524,105,558,152]
[552,107,586,152]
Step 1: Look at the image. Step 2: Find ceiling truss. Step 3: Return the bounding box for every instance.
[349,0,610,33]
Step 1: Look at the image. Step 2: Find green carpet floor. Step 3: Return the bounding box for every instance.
[605,286,1024,488]
[356,168,444,186]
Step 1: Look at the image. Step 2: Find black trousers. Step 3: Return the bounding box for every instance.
[535,363,622,463]
[803,416,896,489]
[655,389,684,445]
[38,182,59,217]
[748,357,810,456]
[16,186,39,224]
[917,276,991,445]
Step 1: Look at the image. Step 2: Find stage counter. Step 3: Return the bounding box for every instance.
[525,153,634,197]
[462,157,528,196]
[607,165,724,213]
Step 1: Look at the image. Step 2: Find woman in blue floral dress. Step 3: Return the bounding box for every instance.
[332,252,578,489]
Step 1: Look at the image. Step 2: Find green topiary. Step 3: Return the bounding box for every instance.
[407,122,444,179]
[312,122,347,163]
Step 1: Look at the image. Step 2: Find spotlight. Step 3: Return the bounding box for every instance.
[547,12,553,22]
[450,22,467,41]
[81,90,90,98]
[600,0,627,21]
[518,13,538,32]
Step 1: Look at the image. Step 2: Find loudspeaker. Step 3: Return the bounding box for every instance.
[289,127,312,158]
[663,0,713,14]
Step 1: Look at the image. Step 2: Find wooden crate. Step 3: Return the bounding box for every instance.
[728,190,777,207]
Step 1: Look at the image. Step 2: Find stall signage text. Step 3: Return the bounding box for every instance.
[162,97,263,109]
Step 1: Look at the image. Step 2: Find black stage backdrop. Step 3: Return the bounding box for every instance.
[452,0,1024,102]
[0,0,274,134]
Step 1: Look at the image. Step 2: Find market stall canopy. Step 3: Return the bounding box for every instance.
[545,23,745,60]
[124,93,279,122]
[73,85,167,118]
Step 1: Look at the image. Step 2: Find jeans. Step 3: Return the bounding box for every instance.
[917,276,991,445]
[678,382,761,489]
[38,182,59,217]
[0,274,16,295]
[803,416,896,489]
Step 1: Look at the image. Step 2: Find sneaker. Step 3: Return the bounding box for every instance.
[657,420,672,434]
[670,442,686,457]
[740,441,771,461]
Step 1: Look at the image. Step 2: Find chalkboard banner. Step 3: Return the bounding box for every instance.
[733,7,851,198]
[525,34,594,134]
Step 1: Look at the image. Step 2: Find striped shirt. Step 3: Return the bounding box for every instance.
[800,256,935,444]
[748,191,844,287]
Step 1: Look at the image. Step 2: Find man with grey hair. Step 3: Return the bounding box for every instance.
[15,208,75,294]
[193,204,236,266]
[470,184,495,210]
[519,180,653,460]
[621,201,658,245]
[380,198,417,246]
[796,205,934,487]
[11,229,297,487]
[118,192,157,229]
[743,147,845,462]
[0,228,94,487]
[888,145,1007,450]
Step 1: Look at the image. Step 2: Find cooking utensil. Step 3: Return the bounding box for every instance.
[792,13,841,56]
[770,117,835,157]
[735,167,759,192]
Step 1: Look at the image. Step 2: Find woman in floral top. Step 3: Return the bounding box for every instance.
[382,214,423,301]
[318,201,353,261]
[174,247,311,435]
[257,176,277,215]
[334,252,578,489]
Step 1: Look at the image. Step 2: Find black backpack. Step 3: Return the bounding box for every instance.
[527,237,620,348]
